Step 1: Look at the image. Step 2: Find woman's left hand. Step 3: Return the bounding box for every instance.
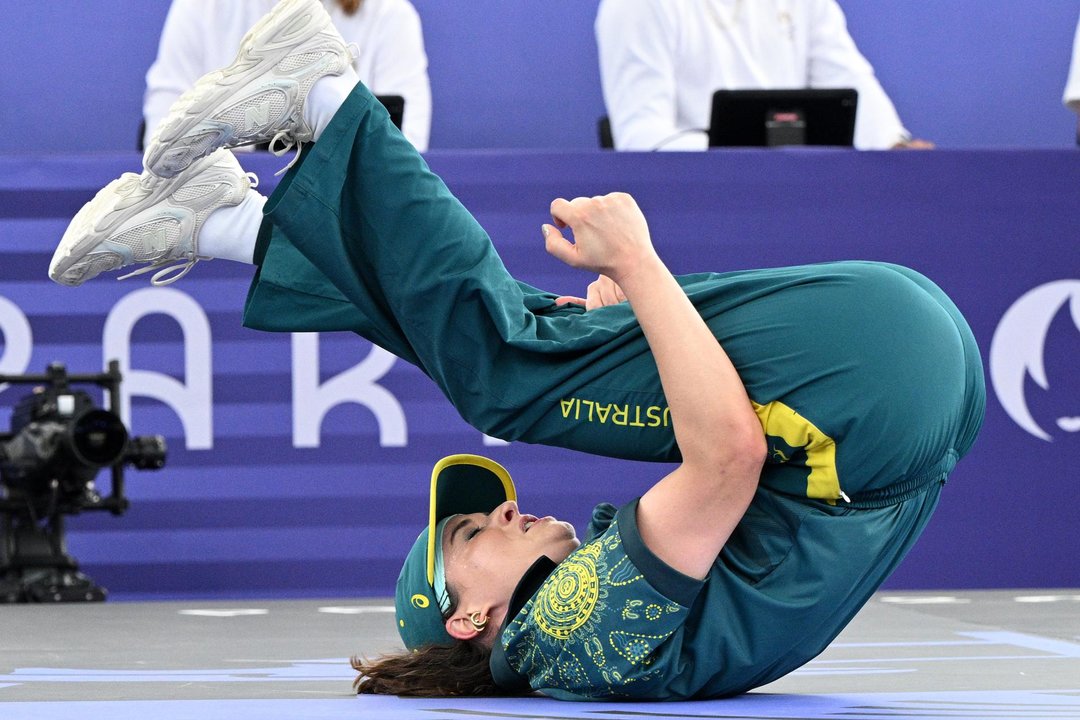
[555,274,627,310]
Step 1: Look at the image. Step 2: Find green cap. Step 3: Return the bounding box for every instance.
[394,454,516,651]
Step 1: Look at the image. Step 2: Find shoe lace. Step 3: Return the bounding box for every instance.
[270,131,303,177]
[117,257,207,286]
[116,172,260,287]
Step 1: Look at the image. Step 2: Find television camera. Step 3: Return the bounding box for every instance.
[0,361,166,602]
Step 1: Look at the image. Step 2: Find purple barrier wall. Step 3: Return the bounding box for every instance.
[0,148,1077,599]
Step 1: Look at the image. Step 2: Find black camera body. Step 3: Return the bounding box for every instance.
[0,361,166,602]
[3,384,164,512]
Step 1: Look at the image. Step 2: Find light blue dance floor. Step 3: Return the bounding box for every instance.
[3,592,1078,720]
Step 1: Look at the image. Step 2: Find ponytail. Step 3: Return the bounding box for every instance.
[351,642,512,697]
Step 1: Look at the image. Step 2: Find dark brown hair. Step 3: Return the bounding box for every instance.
[351,642,511,697]
[352,579,513,697]
[337,0,362,15]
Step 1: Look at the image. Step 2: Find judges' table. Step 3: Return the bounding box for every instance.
[0,149,1076,598]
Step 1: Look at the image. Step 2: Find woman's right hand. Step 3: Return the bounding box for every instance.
[543,192,658,284]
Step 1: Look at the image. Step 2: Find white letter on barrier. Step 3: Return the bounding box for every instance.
[0,296,32,393]
[292,333,407,448]
[103,288,214,449]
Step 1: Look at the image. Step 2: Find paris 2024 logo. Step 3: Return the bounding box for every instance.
[989,280,1080,442]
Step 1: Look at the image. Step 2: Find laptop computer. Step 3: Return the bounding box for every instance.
[708,89,858,147]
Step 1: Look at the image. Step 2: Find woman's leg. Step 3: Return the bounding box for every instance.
[244,81,682,457]
[864,262,987,460]
[243,86,987,492]
[679,262,985,503]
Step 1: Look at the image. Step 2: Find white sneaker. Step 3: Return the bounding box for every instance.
[144,0,354,179]
[49,149,253,287]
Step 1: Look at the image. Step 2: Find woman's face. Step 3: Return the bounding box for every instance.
[441,501,580,610]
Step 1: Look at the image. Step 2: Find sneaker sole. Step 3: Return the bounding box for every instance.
[50,153,227,286]
[144,0,332,178]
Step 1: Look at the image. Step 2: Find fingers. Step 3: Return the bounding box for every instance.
[579,275,624,311]
[550,195,610,229]
[595,278,617,308]
[601,275,626,305]
[586,281,601,311]
[545,193,648,277]
[554,295,587,307]
[542,223,578,267]
[549,198,572,229]
[584,275,627,310]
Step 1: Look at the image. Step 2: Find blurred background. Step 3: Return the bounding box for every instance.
[1,0,1078,153]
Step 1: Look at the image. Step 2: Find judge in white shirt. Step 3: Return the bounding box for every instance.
[144,0,432,151]
[596,0,930,151]
[1065,15,1080,116]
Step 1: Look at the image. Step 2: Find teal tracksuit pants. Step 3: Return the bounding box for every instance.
[243,82,985,510]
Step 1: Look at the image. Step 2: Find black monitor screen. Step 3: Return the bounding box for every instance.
[709,89,858,147]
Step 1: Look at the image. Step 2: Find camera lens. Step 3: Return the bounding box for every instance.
[69,409,128,467]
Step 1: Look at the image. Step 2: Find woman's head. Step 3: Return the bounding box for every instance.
[394,455,580,650]
[440,501,579,643]
[355,455,578,696]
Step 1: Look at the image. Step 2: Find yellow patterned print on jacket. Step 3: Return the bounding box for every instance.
[501,517,691,699]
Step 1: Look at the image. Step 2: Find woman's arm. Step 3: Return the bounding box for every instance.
[545,193,765,580]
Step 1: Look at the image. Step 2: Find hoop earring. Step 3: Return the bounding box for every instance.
[468,611,488,633]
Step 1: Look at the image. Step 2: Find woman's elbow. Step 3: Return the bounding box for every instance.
[693,422,767,482]
[744,425,768,468]
[724,423,768,482]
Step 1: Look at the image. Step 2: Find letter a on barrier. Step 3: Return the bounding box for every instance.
[103,288,214,449]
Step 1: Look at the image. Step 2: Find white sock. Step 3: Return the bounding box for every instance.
[305,65,360,141]
[199,190,266,264]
